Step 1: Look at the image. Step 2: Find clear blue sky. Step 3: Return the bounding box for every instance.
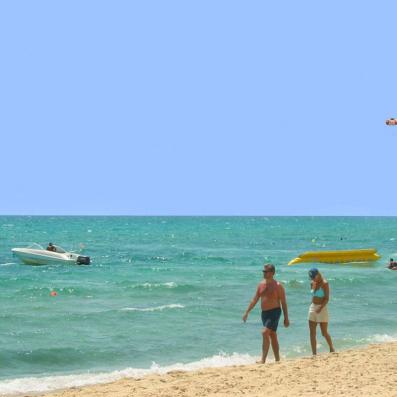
[1,1,396,215]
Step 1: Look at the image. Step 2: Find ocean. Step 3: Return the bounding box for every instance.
[0,216,396,395]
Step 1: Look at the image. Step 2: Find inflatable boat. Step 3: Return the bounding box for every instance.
[288,248,380,266]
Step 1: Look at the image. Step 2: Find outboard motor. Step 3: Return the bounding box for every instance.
[77,255,90,265]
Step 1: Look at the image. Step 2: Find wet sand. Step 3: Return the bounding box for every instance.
[31,342,397,397]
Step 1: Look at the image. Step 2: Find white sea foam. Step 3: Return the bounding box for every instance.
[292,345,307,354]
[163,282,177,288]
[363,333,397,343]
[0,262,16,267]
[134,282,177,289]
[0,352,256,396]
[120,304,185,312]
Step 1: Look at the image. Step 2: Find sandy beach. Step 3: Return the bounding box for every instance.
[30,342,397,397]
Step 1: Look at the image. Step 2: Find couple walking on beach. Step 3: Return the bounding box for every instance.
[243,263,335,363]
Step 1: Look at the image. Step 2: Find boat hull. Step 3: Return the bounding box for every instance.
[12,248,81,266]
[288,249,380,266]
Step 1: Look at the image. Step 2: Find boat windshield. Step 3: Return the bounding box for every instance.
[28,243,45,250]
[26,243,67,253]
[53,245,66,253]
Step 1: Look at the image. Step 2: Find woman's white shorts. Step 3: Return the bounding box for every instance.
[308,303,329,323]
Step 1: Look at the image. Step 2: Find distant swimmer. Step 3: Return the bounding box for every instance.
[47,242,56,252]
[386,118,397,126]
[387,258,397,270]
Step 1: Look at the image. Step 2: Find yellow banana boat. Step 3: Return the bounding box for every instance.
[288,248,380,266]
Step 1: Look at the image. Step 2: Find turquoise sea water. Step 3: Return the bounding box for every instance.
[1,216,396,395]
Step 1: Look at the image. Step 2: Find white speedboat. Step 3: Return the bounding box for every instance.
[11,244,90,266]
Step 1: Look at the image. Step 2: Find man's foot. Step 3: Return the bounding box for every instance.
[330,348,335,353]
[256,359,266,364]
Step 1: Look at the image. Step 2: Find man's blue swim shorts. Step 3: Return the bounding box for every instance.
[261,307,282,331]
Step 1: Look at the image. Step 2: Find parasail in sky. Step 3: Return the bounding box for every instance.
[386,118,397,125]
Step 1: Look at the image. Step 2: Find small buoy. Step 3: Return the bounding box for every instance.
[50,291,57,297]
[311,238,316,243]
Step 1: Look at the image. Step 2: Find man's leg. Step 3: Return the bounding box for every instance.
[259,327,271,363]
[270,330,280,361]
[309,320,317,355]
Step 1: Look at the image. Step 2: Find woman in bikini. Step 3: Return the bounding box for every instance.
[308,268,335,355]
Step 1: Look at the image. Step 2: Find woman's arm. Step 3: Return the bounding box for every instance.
[317,282,330,312]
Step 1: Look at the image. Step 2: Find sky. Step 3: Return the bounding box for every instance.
[1,1,396,216]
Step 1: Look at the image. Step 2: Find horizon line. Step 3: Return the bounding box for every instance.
[1,214,397,217]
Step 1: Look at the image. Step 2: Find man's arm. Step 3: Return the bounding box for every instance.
[242,288,260,322]
[316,283,330,313]
[278,283,289,327]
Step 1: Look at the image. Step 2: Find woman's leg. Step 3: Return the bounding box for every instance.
[319,322,335,352]
[308,320,317,355]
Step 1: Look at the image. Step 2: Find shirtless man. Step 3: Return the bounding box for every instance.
[243,264,289,363]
